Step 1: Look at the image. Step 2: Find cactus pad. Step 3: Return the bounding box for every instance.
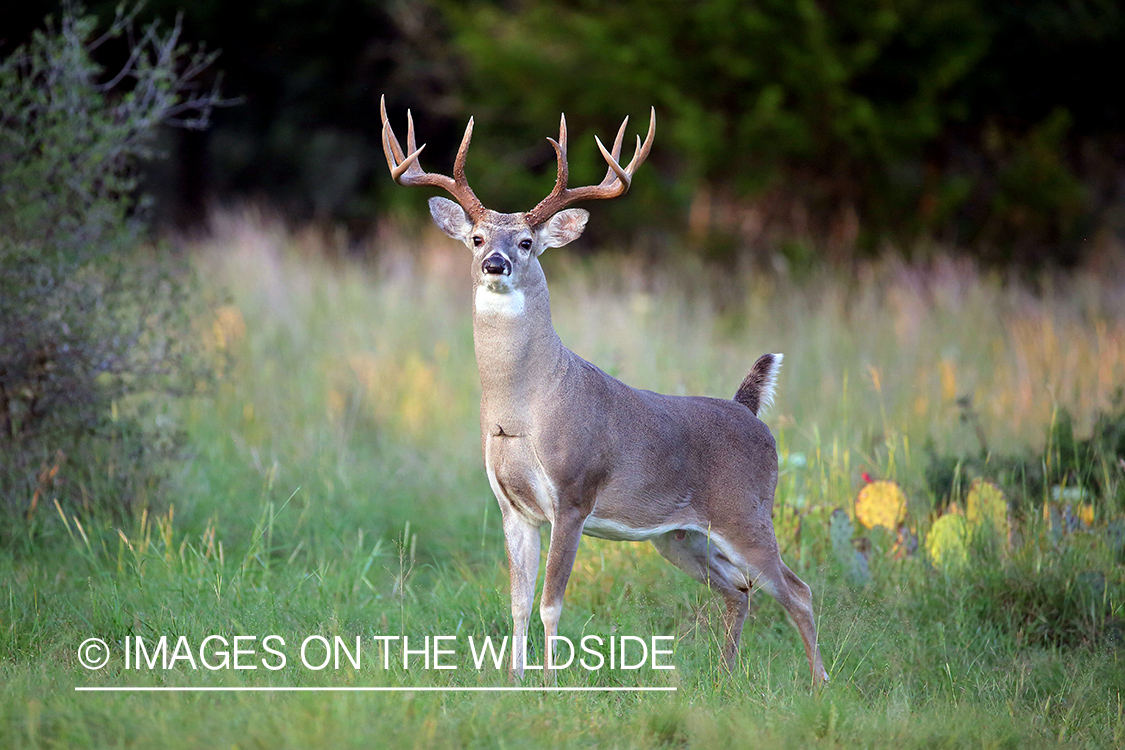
[926,513,969,569]
[965,479,1009,540]
[830,509,872,585]
[855,480,907,530]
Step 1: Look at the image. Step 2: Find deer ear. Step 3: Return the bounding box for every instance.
[429,197,474,242]
[537,208,588,253]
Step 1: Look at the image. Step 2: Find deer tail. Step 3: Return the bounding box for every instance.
[734,353,782,417]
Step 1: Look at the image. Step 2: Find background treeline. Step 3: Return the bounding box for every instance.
[3,0,1123,266]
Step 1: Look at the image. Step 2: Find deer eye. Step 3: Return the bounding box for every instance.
[472,236,484,247]
[518,239,533,251]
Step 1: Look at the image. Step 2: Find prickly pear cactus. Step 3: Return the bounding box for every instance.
[855,480,907,530]
[829,509,853,561]
[830,509,871,586]
[1044,503,1064,546]
[926,513,969,570]
[965,479,1009,542]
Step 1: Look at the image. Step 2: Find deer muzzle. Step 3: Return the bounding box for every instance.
[482,253,512,276]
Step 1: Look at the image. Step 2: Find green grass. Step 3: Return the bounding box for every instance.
[2,212,1123,747]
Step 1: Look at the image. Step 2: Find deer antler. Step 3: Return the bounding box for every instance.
[524,107,656,227]
[380,95,485,220]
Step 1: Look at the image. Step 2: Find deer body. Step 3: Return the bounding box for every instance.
[381,99,827,684]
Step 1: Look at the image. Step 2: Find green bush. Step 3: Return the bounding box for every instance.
[0,4,225,521]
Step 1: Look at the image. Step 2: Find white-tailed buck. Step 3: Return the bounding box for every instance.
[380,96,827,685]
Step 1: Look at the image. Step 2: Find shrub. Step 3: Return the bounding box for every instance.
[0,4,226,521]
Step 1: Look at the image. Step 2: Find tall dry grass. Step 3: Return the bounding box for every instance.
[195,210,1125,513]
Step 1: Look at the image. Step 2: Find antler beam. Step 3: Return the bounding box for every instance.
[525,107,656,227]
[379,95,485,220]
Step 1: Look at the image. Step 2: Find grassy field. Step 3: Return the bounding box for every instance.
[3,212,1124,748]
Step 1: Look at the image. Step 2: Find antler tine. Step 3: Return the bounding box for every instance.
[378,94,484,219]
[544,114,570,198]
[382,119,427,182]
[379,98,427,182]
[525,107,656,227]
[602,115,629,178]
[405,109,418,155]
[379,96,405,166]
[452,115,475,185]
[592,106,656,191]
[594,135,631,190]
[624,107,656,174]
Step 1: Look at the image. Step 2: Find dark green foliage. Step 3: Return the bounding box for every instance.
[441,0,982,247]
[925,399,1125,517]
[442,0,1121,263]
[924,446,1046,517]
[0,4,224,520]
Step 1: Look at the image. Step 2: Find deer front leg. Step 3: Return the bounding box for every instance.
[540,509,586,683]
[500,505,540,681]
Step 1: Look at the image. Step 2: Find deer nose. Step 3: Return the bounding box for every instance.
[482,254,511,276]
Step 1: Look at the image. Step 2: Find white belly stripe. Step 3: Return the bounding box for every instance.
[581,516,683,542]
[582,518,760,591]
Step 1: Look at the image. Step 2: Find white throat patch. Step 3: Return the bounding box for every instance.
[475,285,525,317]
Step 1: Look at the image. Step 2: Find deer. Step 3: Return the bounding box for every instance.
[379,96,828,686]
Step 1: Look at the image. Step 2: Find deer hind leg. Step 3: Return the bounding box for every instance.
[652,529,752,671]
[780,562,829,683]
[742,546,828,685]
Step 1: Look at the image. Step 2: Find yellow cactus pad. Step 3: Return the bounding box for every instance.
[966,479,1009,539]
[1076,504,1095,527]
[927,513,969,569]
[855,480,907,530]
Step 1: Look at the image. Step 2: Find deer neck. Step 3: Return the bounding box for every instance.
[472,268,565,431]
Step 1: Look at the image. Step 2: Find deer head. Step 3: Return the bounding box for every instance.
[380,96,655,300]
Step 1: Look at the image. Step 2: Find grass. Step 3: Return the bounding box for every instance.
[2,211,1123,747]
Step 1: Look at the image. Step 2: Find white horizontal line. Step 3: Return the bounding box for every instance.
[75,686,676,693]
